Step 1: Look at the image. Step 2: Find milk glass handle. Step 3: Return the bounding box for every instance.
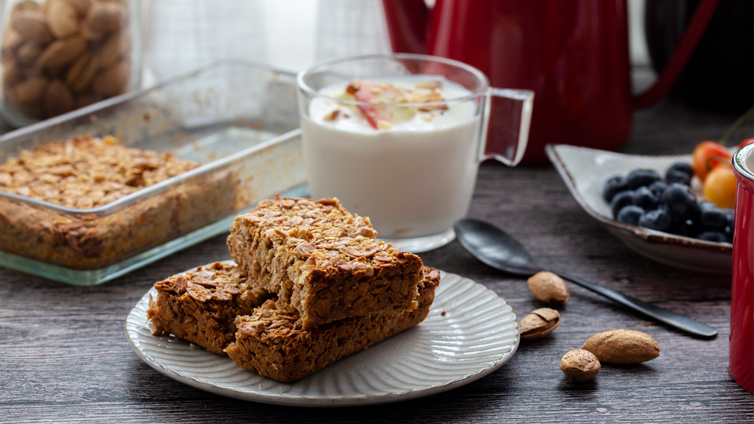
[481,88,534,166]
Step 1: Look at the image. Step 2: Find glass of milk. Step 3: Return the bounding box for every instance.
[297,54,533,252]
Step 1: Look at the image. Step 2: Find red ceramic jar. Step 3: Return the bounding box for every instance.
[731,144,754,394]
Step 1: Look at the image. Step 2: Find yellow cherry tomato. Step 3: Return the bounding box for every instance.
[703,165,737,209]
[692,141,731,182]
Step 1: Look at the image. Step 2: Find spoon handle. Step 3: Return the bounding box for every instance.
[557,272,718,339]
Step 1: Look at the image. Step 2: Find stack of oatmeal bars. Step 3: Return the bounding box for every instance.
[148,196,440,382]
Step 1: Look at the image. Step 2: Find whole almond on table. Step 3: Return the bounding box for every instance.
[560,349,601,382]
[581,329,660,364]
[527,271,570,305]
[519,308,560,340]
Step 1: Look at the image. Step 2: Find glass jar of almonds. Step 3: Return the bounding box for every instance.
[0,0,140,126]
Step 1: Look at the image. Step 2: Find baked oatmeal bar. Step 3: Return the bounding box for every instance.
[0,135,237,269]
[227,196,424,329]
[226,267,441,382]
[147,262,271,354]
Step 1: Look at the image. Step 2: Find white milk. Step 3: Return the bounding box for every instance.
[302,77,481,239]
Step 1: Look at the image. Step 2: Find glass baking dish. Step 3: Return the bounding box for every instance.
[0,60,307,285]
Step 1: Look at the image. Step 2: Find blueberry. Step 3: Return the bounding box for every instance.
[611,191,634,218]
[725,225,734,243]
[648,181,667,197]
[632,186,659,210]
[663,183,699,221]
[639,207,673,232]
[665,170,691,186]
[603,175,629,202]
[698,201,717,212]
[700,206,727,230]
[626,169,661,189]
[617,205,644,226]
[698,231,728,243]
[666,162,693,178]
[670,218,700,238]
[724,209,735,242]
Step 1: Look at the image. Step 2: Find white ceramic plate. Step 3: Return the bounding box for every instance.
[546,144,732,274]
[125,267,519,407]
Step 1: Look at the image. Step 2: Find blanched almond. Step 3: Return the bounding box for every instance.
[36,36,87,74]
[65,51,97,93]
[84,1,126,34]
[46,0,81,38]
[43,79,75,116]
[92,60,129,97]
[14,77,47,106]
[11,10,54,45]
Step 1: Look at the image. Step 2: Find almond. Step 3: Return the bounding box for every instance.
[14,77,47,106]
[581,329,660,364]
[95,30,129,69]
[11,10,54,45]
[46,0,81,38]
[527,271,570,305]
[560,349,601,382]
[519,308,560,340]
[2,29,25,52]
[92,60,129,97]
[10,0,42,19]
[75,92,99,108]
[84,1,126,34]
[68,0,93,16]
[36,36,87,74]
[65,50,97,92]
[43,79,75,116]
[3,62,24,87]
[15,40,42,66]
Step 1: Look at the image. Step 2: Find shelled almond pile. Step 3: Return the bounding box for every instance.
[1,0,132,118]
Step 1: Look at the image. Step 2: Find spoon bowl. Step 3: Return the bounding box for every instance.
[454,218,539,276]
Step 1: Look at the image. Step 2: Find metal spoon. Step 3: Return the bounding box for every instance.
[454,218,718,339]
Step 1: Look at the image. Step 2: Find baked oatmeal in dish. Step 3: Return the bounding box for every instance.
[0,135,237,269]
[227,196,424,329]
[147,262,271,354]
[226,267,440,382]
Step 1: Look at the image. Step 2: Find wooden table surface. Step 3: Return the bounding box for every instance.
[1,98,753,423]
